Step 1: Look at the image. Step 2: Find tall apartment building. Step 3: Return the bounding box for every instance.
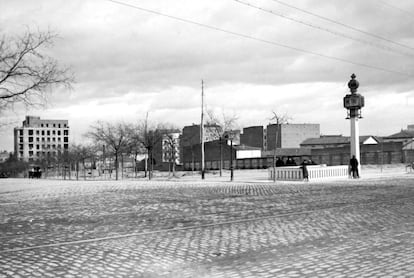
[14,116,69,162]
[240,126,265,149]
[239,123,320,151]
[181,124,222,147]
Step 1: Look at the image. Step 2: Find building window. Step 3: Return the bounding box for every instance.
[47,130,50,136]
[29,144,34,149]
[19,144,23,150]
[64,144,69,149]
[28,137,33,142]
[64,137,69,143]
[36,130,40,135]
[19,130,23,136]
[53,138,56,142]
[42,130,45,136]
[53,124,56,128]
[47,138,50,142]
[46,124,49,127]
[58,138,61,142]
[29,151,34,156]
[58,130,61,136]
[41,124,44,127]
[19,137,23,143]
[28,130,33,135]
[52,130,56,135]
[64,130,69,136]
[36,145,40,150]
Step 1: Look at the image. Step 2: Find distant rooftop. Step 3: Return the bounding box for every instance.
[301,135,380,146]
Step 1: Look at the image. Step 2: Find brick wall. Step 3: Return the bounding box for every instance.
[310,141,404,165]
[240,126,264,149]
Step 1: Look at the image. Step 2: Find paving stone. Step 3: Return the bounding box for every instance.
[0,178,413,277]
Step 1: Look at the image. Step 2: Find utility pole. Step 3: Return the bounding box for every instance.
[272,125,278,182]
[270,111,288,182]
[201,80,205,179]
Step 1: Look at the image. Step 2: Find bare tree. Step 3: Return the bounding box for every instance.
[125,123,146,178]
[0,29,73,112]
[207,109,239,133]
[67,143,96,180]
[134,114,178,180]
[86,121,129,180]
[206,109,239,176]
[162,132,180,176]
[181,133,198,173]
[269,111,290,182]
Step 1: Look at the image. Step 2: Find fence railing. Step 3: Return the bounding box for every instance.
[269,165,349,181]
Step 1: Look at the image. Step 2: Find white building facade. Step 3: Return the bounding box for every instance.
[14,116,69,162]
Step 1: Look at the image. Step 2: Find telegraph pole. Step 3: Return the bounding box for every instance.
[201,80,205,179]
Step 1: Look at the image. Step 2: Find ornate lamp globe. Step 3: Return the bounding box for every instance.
[347,73,359,93]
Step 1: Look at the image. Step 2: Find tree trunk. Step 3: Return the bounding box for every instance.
[115,152,119,180]
[219,137,223,177]
[148,148,153,180]
[134,152,138,178]
[121,153,124,180]
[83,159,86,180]
[144,152,148,178]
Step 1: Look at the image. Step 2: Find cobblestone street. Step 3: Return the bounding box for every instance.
[1,176,413,277]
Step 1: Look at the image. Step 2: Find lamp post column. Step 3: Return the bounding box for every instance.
[230,138,234,181]
[350,116,360,163]
[343,73,364,175]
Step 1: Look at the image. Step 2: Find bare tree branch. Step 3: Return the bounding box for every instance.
[0,28,74,111]
[269,110,291,125]
[206,109,239,137]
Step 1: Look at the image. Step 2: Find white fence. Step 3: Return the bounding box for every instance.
[269,165,349,181]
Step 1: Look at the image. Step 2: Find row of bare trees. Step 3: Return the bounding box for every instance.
[53,109,238,180]
[66,117,178,180]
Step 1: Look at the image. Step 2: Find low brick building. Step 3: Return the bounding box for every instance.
[301,135,408,165]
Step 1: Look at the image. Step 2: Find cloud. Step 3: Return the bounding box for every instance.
[1,0,414,151]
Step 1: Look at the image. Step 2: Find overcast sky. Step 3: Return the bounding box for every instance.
[1,0,414,151]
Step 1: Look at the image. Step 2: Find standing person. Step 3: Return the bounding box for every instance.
[349,155,359,178]
[276,157,285,167]
[300,160,309,182]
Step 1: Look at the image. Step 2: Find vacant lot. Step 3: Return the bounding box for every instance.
[1,175,413,277]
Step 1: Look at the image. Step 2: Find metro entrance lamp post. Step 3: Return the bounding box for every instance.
[343,73,365,172]
[224,132,235,181]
